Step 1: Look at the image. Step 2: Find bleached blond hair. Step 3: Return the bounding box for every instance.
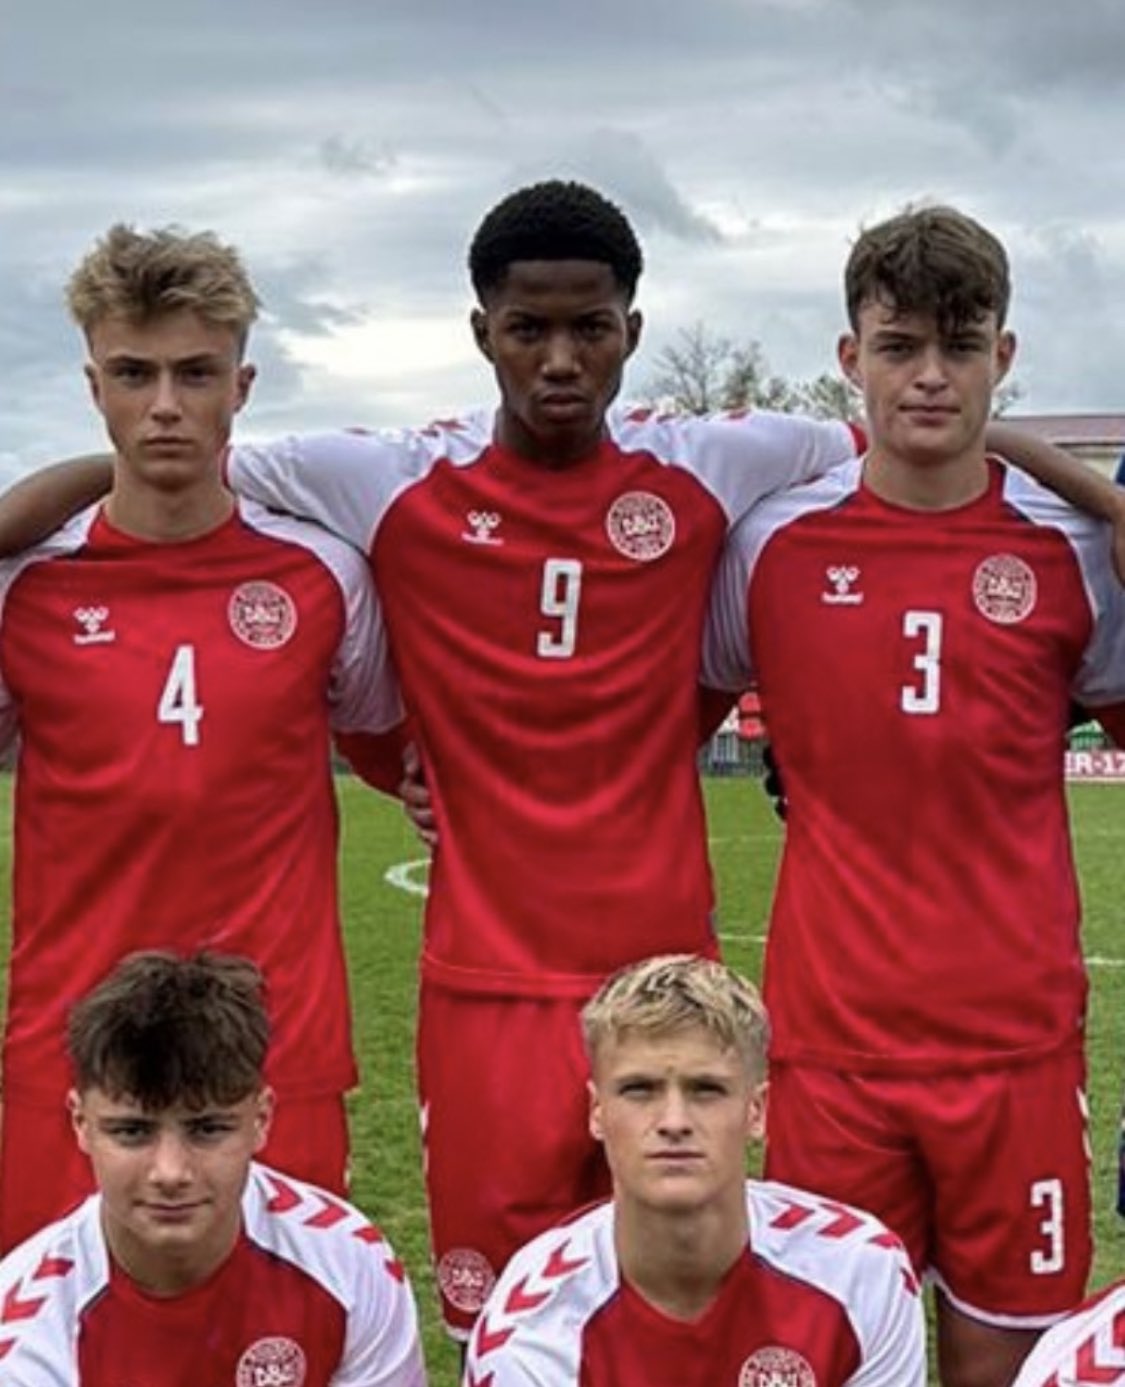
[582,954,769,1082]
[67,223,260,350]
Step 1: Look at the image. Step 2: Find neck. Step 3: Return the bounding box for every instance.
[105,477,234,541]
[495,414,605,469]
[862,445,990,511]
[104,1211,240,1298]
[615,1194,748,1321]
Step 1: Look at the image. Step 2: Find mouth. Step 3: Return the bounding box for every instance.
[142,437,194,451]
[140,1201,205,1221]
[536,394,589,419]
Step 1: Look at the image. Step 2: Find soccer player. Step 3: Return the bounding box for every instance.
[703,205,1125,1387]
[0,184,1120,1338]
[1009,1280,1125,1385]
[464,954,925,1386]
[0,225,403,1252]
[0,950,425,1386]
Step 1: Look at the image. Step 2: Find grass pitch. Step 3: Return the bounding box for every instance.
[3,775,1123,1385]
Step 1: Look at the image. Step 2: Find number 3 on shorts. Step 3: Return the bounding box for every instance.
[157,644,204,747]
[1029,1177,1064,1274]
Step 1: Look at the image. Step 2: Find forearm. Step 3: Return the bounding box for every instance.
[0,455,114,554]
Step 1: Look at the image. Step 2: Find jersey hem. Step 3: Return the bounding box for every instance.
[769,1031,1084,1076]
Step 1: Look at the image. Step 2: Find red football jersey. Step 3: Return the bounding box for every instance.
[704,458,1125,1071]
[230,407,857,996]
[0,1163,424,1386]
[463,1181,924,1386]
[1011,1277,1125,1385]
[0,501,401,1104]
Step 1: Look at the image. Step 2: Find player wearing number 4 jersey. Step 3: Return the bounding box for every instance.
[464,956,924,1387]
[0,226,402,1254]
[704,206,1125,1387]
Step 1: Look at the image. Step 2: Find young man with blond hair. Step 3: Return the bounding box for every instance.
[0,951,424,1385]
[704,204,1125,1387]
[465,954,924,1386]
[0,225,402,1250]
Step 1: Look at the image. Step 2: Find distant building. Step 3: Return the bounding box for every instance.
[1004,414,1125,478]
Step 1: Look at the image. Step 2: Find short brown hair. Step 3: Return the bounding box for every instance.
[67,951,270,1109]
[66,224,260,348]
[845,204,1010,335]
[582,954,770,1082]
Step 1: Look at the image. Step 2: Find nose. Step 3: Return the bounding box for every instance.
[149,370,184,422]
[541,330,579,379]
[914,346,949,391]
[148,1130,193,1188]
[656,1088,692,1137]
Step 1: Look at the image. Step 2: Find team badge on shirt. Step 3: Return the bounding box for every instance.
[739,1345,816,1387]
[438,1246,495,1314]
[235,1335,307,1387]
[72,605,116,645]
[228,581,298,650]
[971,554,1037,625]
[605,491,675,561]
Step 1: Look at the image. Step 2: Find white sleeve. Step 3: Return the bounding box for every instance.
[610,405,857,525]
[331,1254,426,1387]
[844,1259,926,1387]
[327,555,403,735]
[700,518,755,692]
[462,1344,547,1386]
[229,412,494,552]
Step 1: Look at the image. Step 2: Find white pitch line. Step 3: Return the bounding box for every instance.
[382,863,1125,968]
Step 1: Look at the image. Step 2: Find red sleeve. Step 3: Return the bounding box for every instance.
[334,718,413,796]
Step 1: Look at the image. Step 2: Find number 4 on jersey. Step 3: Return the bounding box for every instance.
[157,644,204,746]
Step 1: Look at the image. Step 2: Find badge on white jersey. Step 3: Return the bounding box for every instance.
[739,1345,816,1387]
[228,581,298,650]
[972,554,1037,625]
[437,1247,495,1314]
[236,1336,307,1387]
[605,491,675,561]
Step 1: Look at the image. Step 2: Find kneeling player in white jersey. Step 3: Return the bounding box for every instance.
[464,955,924,1387]
[0,950,425,1386]
[1011,1280,1125,1385]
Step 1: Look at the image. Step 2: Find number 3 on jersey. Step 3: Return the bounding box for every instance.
[538,558,583,659]
[157,644,204,746]
[901,610,942,715]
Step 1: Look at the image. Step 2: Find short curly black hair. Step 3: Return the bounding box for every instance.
[468,180,644,301]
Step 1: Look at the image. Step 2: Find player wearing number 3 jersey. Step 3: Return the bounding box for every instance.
[0,226,402,1253]
[703,206,1125,1387]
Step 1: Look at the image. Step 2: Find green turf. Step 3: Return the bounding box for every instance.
[3,775,1123,1385]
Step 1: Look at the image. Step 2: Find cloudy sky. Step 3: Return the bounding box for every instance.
[3,0,1124,484]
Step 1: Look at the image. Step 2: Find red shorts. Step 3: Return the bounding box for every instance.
[764,1050,1091,1325]
[417,984,611,1339]
[0,1091,350,1254]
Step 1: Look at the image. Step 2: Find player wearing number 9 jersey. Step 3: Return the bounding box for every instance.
[225,180,863,1336]
[0,225,403,1254]
[703,206,1125,1387]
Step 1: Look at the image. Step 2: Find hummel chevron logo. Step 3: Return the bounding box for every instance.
[264,1173,302,1214]
[474,1313,515,1356]
[769,1199,816,1230]
[503,1276,550,1315]
[303,1194,348,1229]
[1,1283,45,1324]
[817,1202,865,1238]
[541,1240,588,1279]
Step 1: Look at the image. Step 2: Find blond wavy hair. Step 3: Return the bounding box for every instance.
[67,223,260,350]
[582,954,769,1082]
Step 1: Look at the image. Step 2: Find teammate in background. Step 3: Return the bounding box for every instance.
[464,954,925,1387]
[1010,1279,1125,1386]
[703,205,1125,1387]
[0,951,425,1386]
[0,226,403,1252]
[0,184,1120,1338]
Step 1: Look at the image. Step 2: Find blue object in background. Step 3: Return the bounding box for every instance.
[1115,450,1125,485]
